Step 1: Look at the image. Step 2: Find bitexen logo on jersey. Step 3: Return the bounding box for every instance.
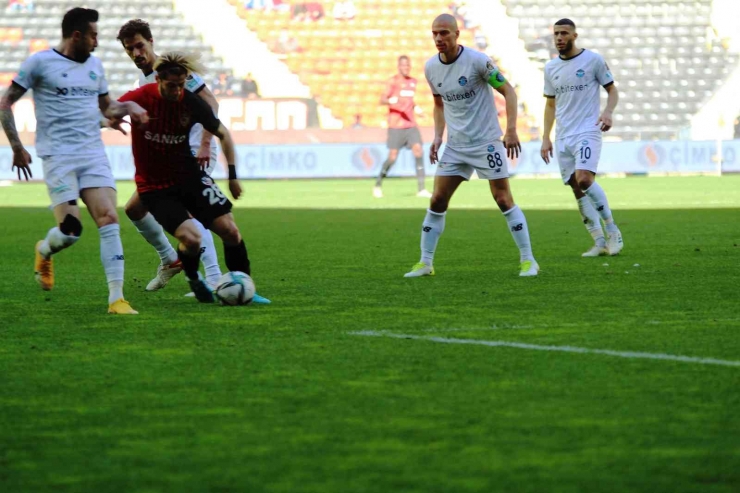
[55,87,99,97]
[444,89,476,102]
[554,84,588,95]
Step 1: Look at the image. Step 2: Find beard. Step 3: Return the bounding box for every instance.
[557,40,574,55]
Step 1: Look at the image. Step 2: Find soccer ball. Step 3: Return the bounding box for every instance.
[214,271,255,306]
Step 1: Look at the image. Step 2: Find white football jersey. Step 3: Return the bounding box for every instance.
[13,49,108,157]
[136,70,218,161]
[544,49,615,140]
[425,47,503,148]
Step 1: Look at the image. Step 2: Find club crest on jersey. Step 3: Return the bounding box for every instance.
[487,145,495,153]
[582,140,589,146]
[89,71,97,81]
[458,76,468,86]
[180,112,191,127]
[576,69,585,78]
[201,176,214,186]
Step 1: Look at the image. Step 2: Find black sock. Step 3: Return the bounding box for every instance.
[178,246,201,280]
[224,240,251,276]
[375,158,395,187]
[415,156,425,191]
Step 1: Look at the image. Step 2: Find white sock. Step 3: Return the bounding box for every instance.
[503,205,534,262]
[584,182,618,234]
[99,224,125,304]
[420,209,446,266]
[38,227,79,258]
[193,219,222,284]
[131,213,178,265]
[577,196,606,247]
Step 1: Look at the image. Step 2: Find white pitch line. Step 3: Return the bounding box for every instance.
[350,331,740,368]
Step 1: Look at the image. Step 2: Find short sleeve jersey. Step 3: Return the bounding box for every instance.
[118,84,221,193]
[135,70,217,156]
[424,47,503,148]
[12,49,108,157]
[543,49,615,140]
[385,74,417,129]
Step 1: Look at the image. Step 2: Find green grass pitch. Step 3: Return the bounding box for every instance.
[1,176,739,492]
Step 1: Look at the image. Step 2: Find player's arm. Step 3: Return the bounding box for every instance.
[211,122,242,200]
[0,83,32,180]
[430,94,445,164]
[195,85,219,168]
[99,94,149,125]
[492,79,521,159]
[541,96,556,163]
[379,80,397,106]
[598,83,619,132]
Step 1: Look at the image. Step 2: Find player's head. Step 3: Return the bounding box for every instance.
[118,19,156,72]
[553,18,578,55]
[154,51,205,101]
[431,14,460,55]
[61,8,98,60]
[397,55,411,77]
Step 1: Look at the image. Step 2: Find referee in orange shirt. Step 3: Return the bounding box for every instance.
[373,55,430,198]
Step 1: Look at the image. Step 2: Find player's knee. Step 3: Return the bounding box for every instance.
[493,192,514,211]
[94,209,119,228]
[59,214,83,237]
[178,229,202,252]
[429,193,449,213]
[219,223,242,245]
[577,176,594,191]
[124,197,146,221]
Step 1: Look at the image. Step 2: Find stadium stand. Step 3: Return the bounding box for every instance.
[0,0,230,98]
[226,0,531,130]
[500,0,740,141]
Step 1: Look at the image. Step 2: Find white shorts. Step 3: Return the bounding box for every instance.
[436,141,510,181]
[556,133,602,184]
[190,146,219,176]
[42,153,116,207]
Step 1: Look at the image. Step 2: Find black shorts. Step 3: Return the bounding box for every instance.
[387,127,422,150]
[139,173,233,235]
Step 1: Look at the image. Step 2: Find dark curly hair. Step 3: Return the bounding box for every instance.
[117,19,153,45]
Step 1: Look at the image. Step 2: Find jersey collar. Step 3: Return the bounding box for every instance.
[558,48,586,61]
[438,45,464,65]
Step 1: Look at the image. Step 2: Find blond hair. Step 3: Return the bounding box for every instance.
[153,51,206,77]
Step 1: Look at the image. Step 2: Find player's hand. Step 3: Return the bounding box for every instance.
[228,179,242,200]
[195,143,211,169]
[128,103,149,126]
[107,118,128,136]
[429,137,443,164]
[503,129,521,159]
[597,111,613,132]
[541,139,553,164]
[11,147,32,181]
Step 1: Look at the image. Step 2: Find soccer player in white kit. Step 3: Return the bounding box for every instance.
[0,8,149,314]
[116,19,224,293]
[405,14,539,278]
[540,19,623,256]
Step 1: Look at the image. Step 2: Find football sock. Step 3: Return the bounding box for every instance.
[375,158,395,187]
[577,196,606,247]
[503,205,534,262]
[132,213,178,265]
[419,209,446,266]
[193,219,222,284]
[415,156,426,191]
[38,227,79,258]
[584,182,619,234]
[224,240,251,275]
[177,244,202,281]
[99,224,125,304]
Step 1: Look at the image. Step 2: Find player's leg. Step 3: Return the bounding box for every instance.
[488,177,538,277]
[404,171,467,278]
[574,137,622,255]
[409,127,430,197]
[125,191,183,290]
[374,146,400,198]
[192,218,222,287]
[80,186,137,314]
[35,158,85,291]
[567,174,607,257]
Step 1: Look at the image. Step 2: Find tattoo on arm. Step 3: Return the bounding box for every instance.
[0,84,27,149]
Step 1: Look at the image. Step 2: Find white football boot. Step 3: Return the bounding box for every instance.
[606,229,624,256]
[519,260,540,277]
[582,245,608,257]
[373,186,383,198]
[146,260,183,291]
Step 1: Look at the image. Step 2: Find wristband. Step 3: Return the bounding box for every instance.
[228,164,237,180]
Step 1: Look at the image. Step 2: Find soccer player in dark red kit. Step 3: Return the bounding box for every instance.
[117,52,270,304]
[373,55,430,198]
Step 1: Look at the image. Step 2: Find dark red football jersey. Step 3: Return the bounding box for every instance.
[119,84,221,193]
[385,74,417,129]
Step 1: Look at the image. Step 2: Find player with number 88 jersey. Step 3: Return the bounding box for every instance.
[117,51,270,304]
